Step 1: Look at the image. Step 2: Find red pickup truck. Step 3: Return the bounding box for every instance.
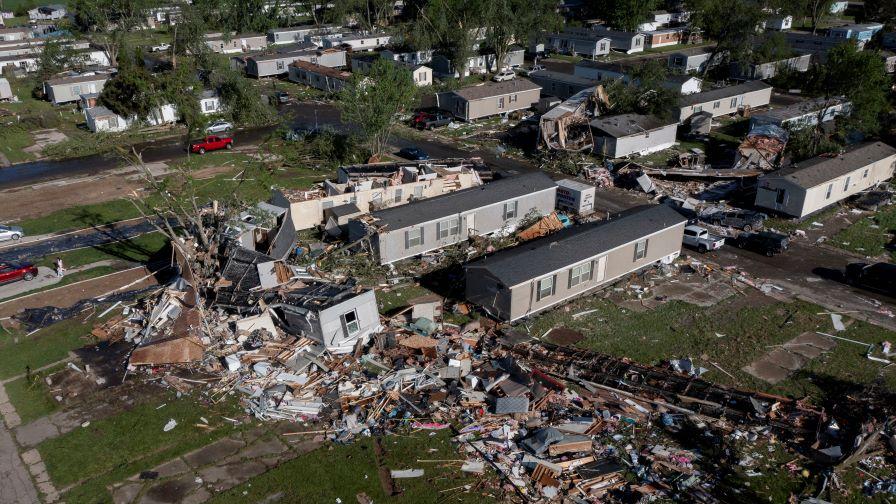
[190,135,233,154]
[0,262,38,284]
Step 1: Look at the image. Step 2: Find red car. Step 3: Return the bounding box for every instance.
[409,111,433,128]
[0,262,38,284]
[189,135,233,154]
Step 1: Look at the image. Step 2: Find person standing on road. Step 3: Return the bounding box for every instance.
[55,257,65,277]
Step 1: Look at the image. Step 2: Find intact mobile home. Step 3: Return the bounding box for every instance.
[465,204,686,321]
[755,142,896,219]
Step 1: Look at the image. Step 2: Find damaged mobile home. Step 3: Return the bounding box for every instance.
[348,172,557,265]
[271,158,485,231]
[538,86,609,151]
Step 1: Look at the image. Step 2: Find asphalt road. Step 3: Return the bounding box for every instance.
[0,220,159,263]
[0,102,529,190]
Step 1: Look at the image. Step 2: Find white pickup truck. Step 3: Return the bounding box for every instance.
[682,225,725,253]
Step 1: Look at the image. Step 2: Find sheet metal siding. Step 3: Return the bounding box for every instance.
[317,290,379,348]
[465,87,541,121]
[507,222,684,320]
[376,188,556,264]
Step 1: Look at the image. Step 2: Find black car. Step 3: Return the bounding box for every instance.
[397,147,430,160]
[734,231,789,256]
[705,210,767,231]
[845,262,896,296]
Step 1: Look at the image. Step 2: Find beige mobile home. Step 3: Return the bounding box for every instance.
[465,204,686,321]
[438,79,541,121]
[755,142,896,219]
[348,172,557,265]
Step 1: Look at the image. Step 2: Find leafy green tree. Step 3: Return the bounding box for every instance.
[605,60,678,120]
[159,64,206,144]
[337,59,417,157]
[100,61,158,119]
[809,43,890,135]
[409,0,487,77]
[220,0,278,33]
[588,0,658,32]
[330,0,396,30]
[35,38,83,84]
[863,0,896,24]
[72,0,148,65]
[213,67,275,126]
[801,0,835,35]
[482,0,561,72]
[687,0,769,75]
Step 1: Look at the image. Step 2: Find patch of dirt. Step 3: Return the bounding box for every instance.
[193,165,238,180]
[1,173,145,221]
[22,129,69,156]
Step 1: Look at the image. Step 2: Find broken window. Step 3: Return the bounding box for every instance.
[537,275,555,301]
[825,183,833,199]
[503,201,518,220]
[775,188,786,204]
[713,101,720,109]
[394,187,403,203]
[634,239,648,261]
[568,261,593,288]
[730,97,738,108]
[414,185,424,198]
[341,310,360,335]
[843,176,850,191]
[437,217,460,239]
[405,227,423,249]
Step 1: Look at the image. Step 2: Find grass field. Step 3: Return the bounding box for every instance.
[3,364,65,425]
[208,431,496,504]
[831,205,896,259]
[0,310,117,380]
[526,294,896,400]
[33,232,170,269]
[40,393,246,503]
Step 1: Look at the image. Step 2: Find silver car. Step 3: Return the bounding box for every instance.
[206,120,233,134]
[0,225,24,242]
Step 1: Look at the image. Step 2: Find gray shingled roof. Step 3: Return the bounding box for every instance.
[590,113,676,137]
[466,204,687,287]
[371,171,555,231]
[529,70,598,86]
[679,81,771,107]
[46,72,112,86]
[767,141,896,189]
[451,79,541,101]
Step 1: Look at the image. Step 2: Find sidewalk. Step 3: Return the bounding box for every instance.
[0,266,163,318]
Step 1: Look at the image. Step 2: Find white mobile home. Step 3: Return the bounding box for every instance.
[676,81,772,123]
[755,142,896,218]
[591,114,678,158]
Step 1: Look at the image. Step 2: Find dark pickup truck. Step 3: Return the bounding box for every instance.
[414,112,453,130]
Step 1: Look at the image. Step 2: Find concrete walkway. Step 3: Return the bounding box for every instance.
[0,261,121,302]
[0,382,42,504]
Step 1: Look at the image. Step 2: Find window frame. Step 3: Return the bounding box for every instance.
[437,217,460,239]
[825,183,833,199]
[634,239,649,261]
[405,227,423,249]
[502,200,518,220]
[341,310,361,336]
[568,261,593,288]
[536,275,556,301]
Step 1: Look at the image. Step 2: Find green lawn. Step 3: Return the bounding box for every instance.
[16,199,144,235]
[526,295,896,400]
[831,205,896,259]
[3,365,65,425]
[0,313,111,380]
[34,232,170,269]
[208,431,496,504]
[41,394,246,503]
[0,125,35,163]
[764,205,841,234]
